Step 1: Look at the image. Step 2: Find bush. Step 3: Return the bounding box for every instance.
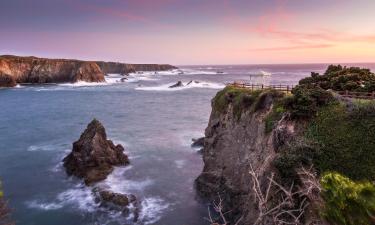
[299,65,375,92]
[305,102,375,181]
[321,172,375,225]
[285,85,335,119]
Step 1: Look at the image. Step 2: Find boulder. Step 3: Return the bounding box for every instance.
[169,81,184,88]
[93,188,139,221]
[93,188,136,208]
[63,119,129,185]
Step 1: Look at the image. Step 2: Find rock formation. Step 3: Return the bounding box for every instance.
[93,187,138,219]
[0,55,105,87]
[195,89,299,224]
[191,137,205,148]
[96,61,176,75]
[169,81,184,88]
[0,55,177,87]
[63,119,129,185]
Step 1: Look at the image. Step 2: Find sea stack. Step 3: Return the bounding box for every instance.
[63,119,129,185]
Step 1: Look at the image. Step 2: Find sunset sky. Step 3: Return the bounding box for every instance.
[1,0,375,65]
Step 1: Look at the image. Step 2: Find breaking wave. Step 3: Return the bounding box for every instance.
[135,80,225,91]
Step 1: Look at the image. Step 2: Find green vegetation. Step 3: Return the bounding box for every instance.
[212,86,284,119]
[306,101,375,180]
[321,172,375,225]
[285,85,335,119]
[264,101,286,133]
[299,64,375,92]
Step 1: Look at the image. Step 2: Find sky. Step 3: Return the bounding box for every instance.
[1,0,375,65]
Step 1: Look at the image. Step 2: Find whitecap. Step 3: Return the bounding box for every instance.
[27,143,69,152]
[135,81,225,91]
[98,166,153,194]
[26,200,64,210]
[58,81,110,87]
[139,197,170,225]
[26,183,99,212]
[174,160,186,169]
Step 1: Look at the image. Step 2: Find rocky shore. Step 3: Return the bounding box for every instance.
[196,65,375,225]
[0,55,177,87]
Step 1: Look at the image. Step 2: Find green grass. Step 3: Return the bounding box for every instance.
[212,86,263,119]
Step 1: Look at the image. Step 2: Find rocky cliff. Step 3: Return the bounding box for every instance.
[196,88,294,224]
[96,61,177,75]
[0,55,105,87]
[0,55,177,87]
[196,74,375,225]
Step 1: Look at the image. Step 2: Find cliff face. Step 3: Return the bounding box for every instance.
[195,88,299,224]
[0,55,105,87]
[96,61,177,75]
[0,55,177,87]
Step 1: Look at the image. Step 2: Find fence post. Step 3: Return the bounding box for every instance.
[287,86,289,93]
[251,84,254,91]
[262,84,264,90]
[345,90,349,97]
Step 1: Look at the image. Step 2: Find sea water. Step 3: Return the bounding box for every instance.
[1,63,374,225]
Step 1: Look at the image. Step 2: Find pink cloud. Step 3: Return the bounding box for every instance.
[250,43,334,51]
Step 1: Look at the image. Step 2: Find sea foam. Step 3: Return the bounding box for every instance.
[135,81,225,91]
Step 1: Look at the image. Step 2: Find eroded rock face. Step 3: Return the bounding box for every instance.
[0,72,16,87]
[0,55,105,84]
[0,55,177,86]
[63,119,129,185]
[195,91,297,224]
[96,61,176,75]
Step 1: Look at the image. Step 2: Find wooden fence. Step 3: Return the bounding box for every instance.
[227,82,295,93]
[227,82,375,100]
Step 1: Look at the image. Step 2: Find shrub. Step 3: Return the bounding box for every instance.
[305,102,375,181]
[285,85,335,119]
[299,65,375,92]
[321,172,375,225]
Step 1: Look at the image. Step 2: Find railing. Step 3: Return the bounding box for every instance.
[227,82,295,93]
[227,82,375,100]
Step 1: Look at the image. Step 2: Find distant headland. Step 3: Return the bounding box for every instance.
[0,55,177,87]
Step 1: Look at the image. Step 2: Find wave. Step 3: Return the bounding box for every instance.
[130,69,225,76]
[135,81,225,91]
[98,166,153,194]
[139,197,170,225]
[26,183,99,212]
[174,160,186,169]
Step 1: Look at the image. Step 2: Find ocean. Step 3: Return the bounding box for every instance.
[1,63,375,225]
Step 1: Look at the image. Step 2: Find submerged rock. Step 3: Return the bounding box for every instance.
[169,81,184,88]
[93,188,136,208]
[93,188,139,221]
[63,119,129,185]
